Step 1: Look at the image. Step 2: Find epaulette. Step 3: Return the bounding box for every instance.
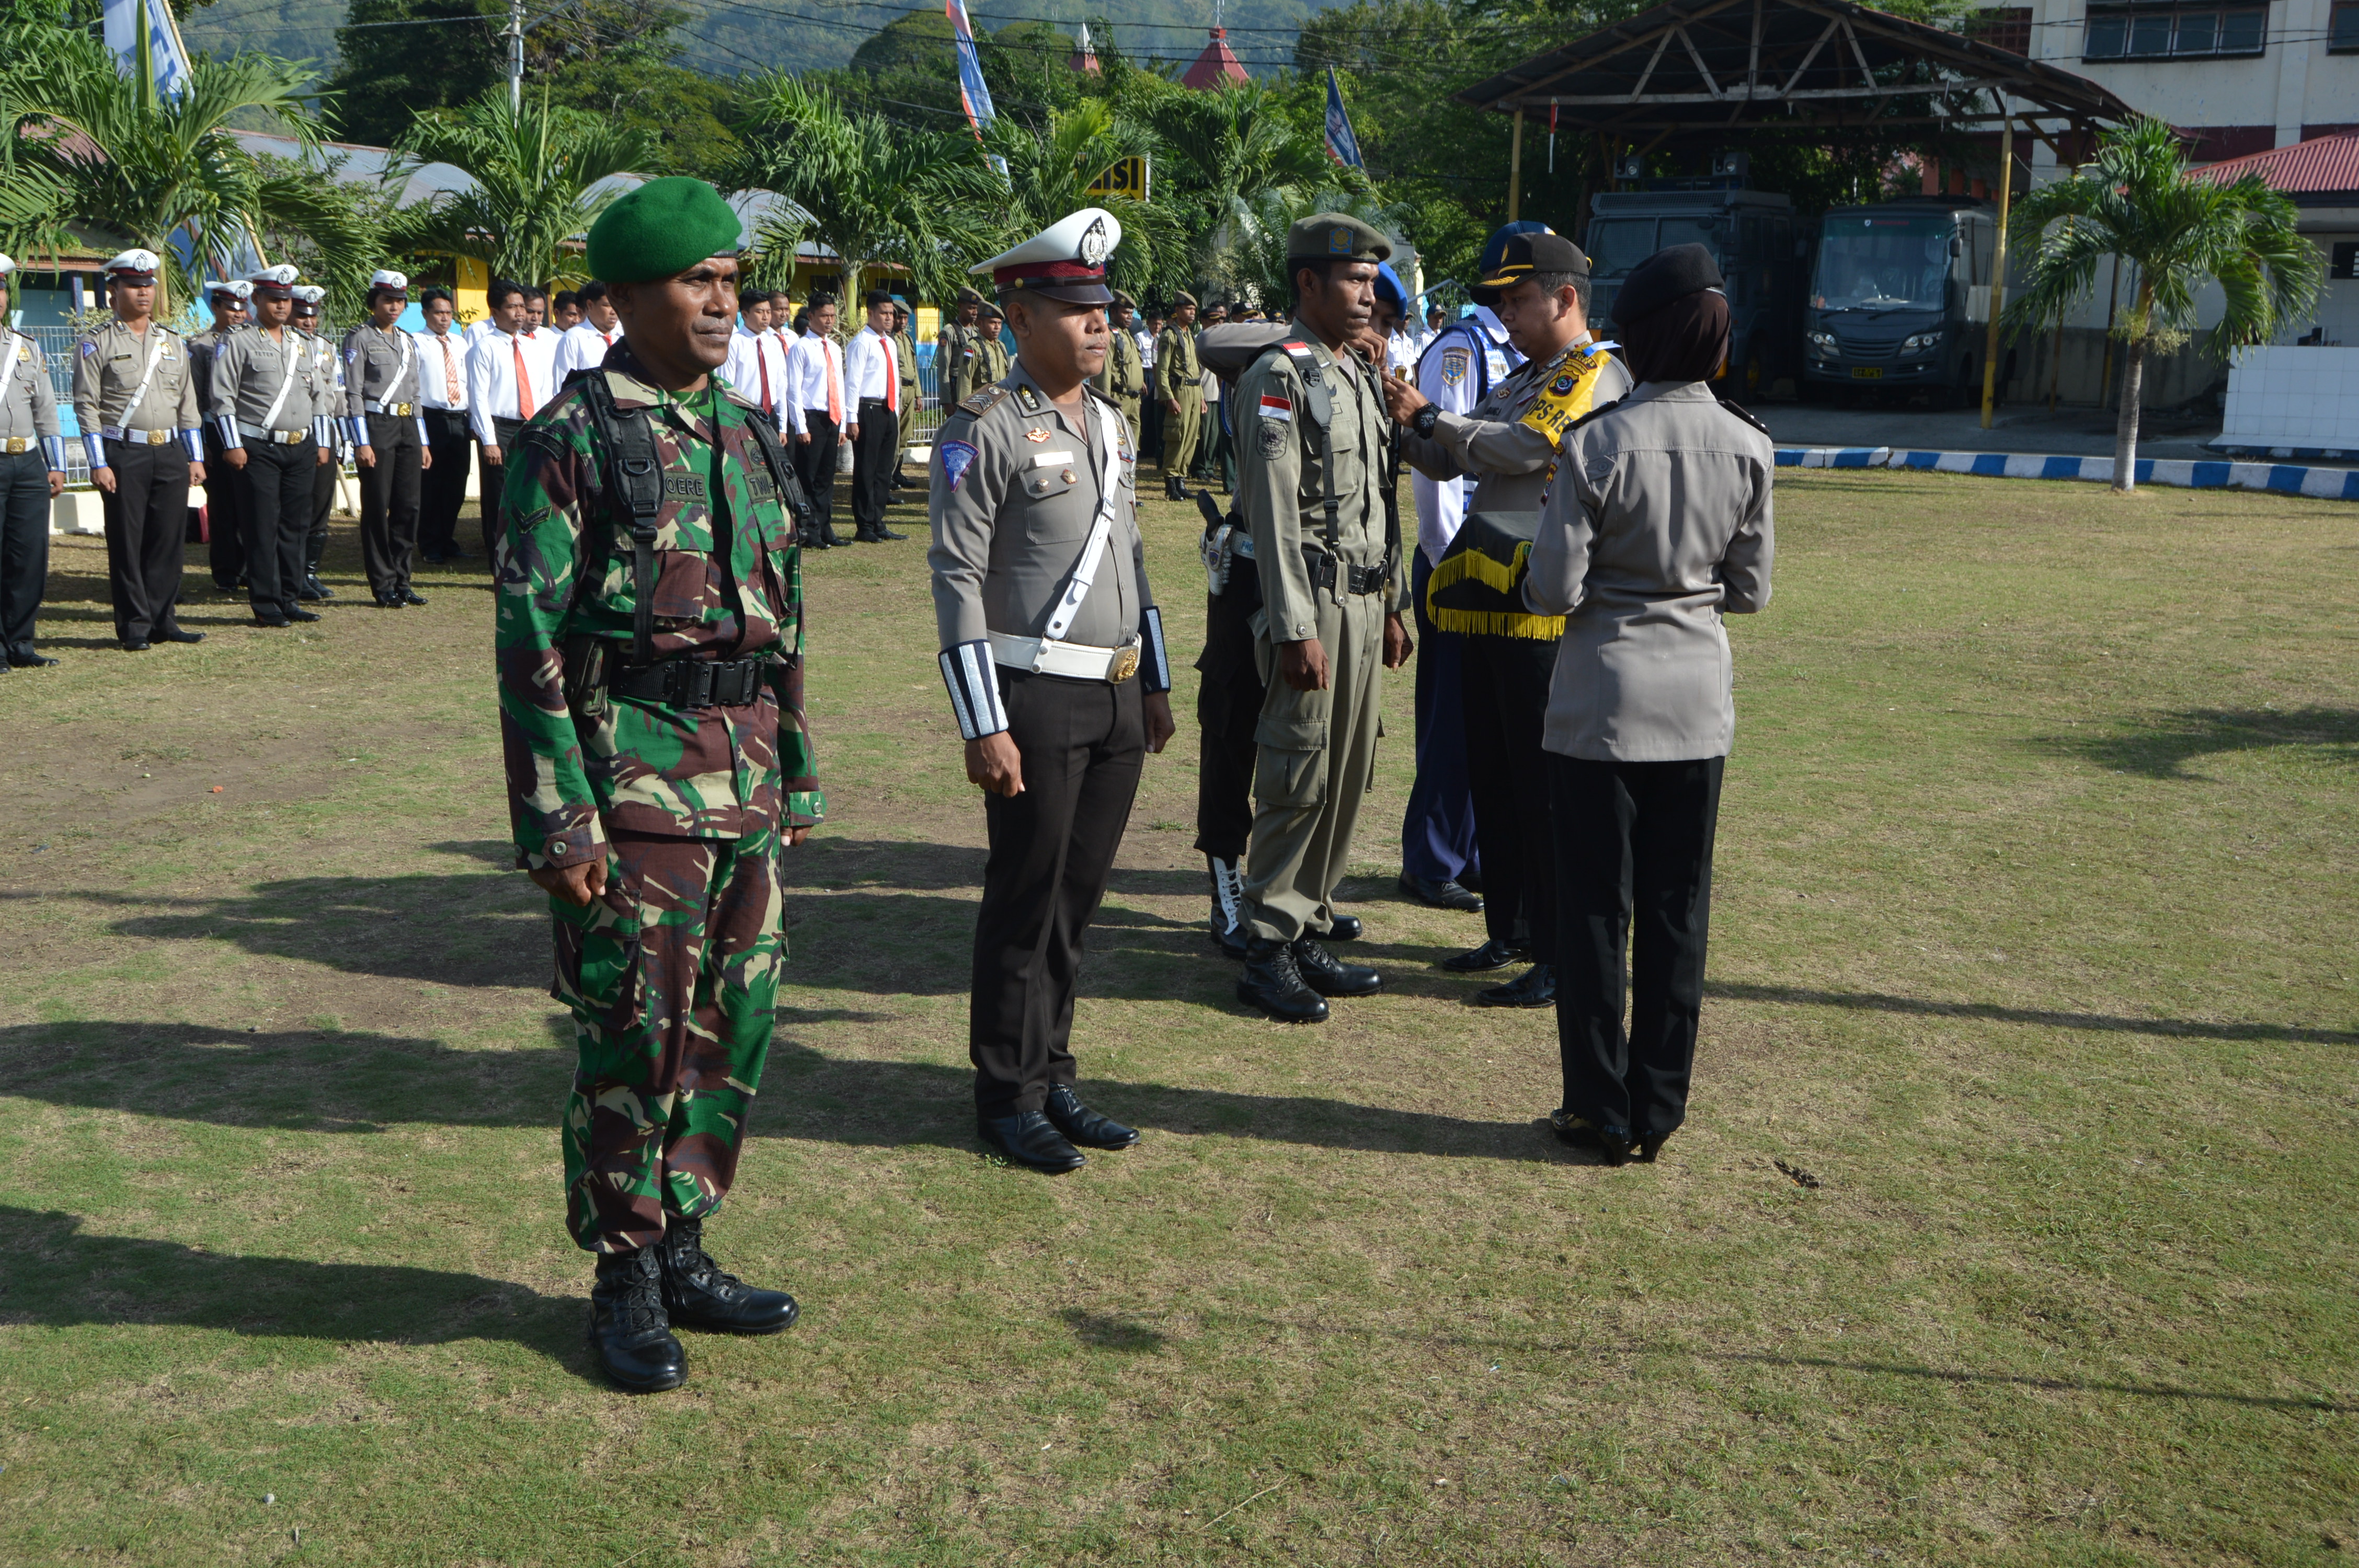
[956,385,1009,419]
[1715,397,1771,436]
[1562,395,1628,434]
[1012,383,1043,413]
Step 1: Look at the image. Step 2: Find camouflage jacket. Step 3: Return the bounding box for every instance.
[494,343,822,871]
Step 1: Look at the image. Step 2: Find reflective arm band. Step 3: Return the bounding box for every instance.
[938,640,1008,740]
[43,436,68,471]
[83,434,108,469]
[216,415,242,449]
[1139,605,1172,694]
[313,416,335,449]
[346,417,367,447]
[416,413,429,445]
[178,429,202,462]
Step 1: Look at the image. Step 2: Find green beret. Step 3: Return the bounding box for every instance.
[586,177,742,284]
[1287,212,1391,265]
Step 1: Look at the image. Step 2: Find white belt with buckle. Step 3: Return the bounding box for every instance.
[2,437,30,454]
[367,400,414,416]
[237,421,309,444]
[101,427,174,445]
[988,631,1140,684]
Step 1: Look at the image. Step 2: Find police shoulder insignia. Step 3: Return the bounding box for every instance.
[938,438,980,493]
[957,386,1007,418]
[1550,373,1578,395]
[1258,419,1288,459]
[80,340,98,357]
[1439,348,1469,388]
[1014,384,1041,411]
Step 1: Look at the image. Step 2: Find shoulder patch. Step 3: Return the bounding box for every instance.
[1440,347,1469,388]
[938,438,979,493]
[958,386,1007,418]
[1716,397,1771,436]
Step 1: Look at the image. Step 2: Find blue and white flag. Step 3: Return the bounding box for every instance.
[945,0,996,141]
[1324,67,1363,169]
[104,0,193,102]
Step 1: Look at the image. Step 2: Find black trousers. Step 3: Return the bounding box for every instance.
[0,450,50,658]
[358,411,422,596]
[793,412,840,544]
[1192,566,1264,862]
[971,672,1146,1116]
[419,407,473,558]
[478,417,525,557]
[849,398,895,539]
[235,440,316,620]
[100,441,192,643]
[1549,754,1724,1139]
[1463,635,1559,956]
[1139,393,1162,464]
[202,428,246,590]
[307,448,336,578]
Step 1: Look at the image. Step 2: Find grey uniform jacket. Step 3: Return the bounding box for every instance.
[72,320,202,465]
[928,362,1156,655]
[209,325,324,448]
[1231,330,1404,644]
[0,330,61,463]
[186,327,228,418]
[340,323,428,445]
[301,329,345,449]
[1523,380,1775,762]
[1397,335,1631,513]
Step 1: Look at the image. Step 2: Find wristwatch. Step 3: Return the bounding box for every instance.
[1412,403,1442,439]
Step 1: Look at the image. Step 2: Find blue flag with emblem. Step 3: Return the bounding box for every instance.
[1323,68,1363,169]
[945,0,997,140]
[103,0,192,102]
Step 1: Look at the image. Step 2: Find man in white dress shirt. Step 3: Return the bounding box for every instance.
[782,292,845,549]
[551,280,622,384]
[720,293,786,427]
[465,277,558,555]
[841,289,908,544]
[412,285,474,563]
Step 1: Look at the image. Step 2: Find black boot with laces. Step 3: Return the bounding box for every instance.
[1238,935,1329,1023]
[588,1247,686,1392]
[658,1215,800,1335]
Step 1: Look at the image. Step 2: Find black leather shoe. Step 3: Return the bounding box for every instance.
[285,608,322,624]
[1399,872,1484,913]
[1549,1108,1602,1148]
[876,525,908,540]
[1476,963,1555,1009]
[155,629,203,644]
[1292,937,1381,998]
[400,589,428,606]
[1324,914,1363,941]
[253,616,290,628]
[121,639,151,652]
[1634,1132,1671,1163]
[375,594,403,608]
[853,530,880,543]
[9,651,59,666]
[657,1215,798,1334]
[299,578,335,601]
[1044,1085,1139,1150]
[1238,936,1329,1023]
[1442,936,1525,973]
[588,1248,686,1392]
[979,1110,1086,1172]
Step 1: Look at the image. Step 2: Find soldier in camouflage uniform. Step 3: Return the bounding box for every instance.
[495,177,822,1393]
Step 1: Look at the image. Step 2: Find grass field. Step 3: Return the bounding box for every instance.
[0,469,2353,1566]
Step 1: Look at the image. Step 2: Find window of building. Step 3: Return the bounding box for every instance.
[2084,3,2268,58]
[1971,6,2033,53]
[2332,243,2358,280]
[2330,0,2359,51]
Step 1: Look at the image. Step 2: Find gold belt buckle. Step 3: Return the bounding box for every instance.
[1109,643,1140,684]
[2,437,27,454]
[146,429,171,445]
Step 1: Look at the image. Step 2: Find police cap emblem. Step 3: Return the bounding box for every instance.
[1079,217,1110,267]
[1329,226,1353,255]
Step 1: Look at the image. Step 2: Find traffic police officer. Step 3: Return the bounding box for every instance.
[1089,288,1146,443]
[344,268,432,608]
[495,177,820,1391]
[188,278,251,591]
[291,284,343,601]
[211,263,330,627]
[1230,215,1413,1024]
[74,249,207,652]
[1152,292,1201,499]
[938,286,986,410]
[0,254,67,668]
[929,207,1174,1174]
[1387,229,1630,1009]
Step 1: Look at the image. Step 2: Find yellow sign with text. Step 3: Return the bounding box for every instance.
[1084,156,1151,202]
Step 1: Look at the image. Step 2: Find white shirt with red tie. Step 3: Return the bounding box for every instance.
[721,323,787,422]
[410,325,471,413]
[553,319,623,384]
[781,329,846,439]
[464,325,559,446]
[843,325,899,416]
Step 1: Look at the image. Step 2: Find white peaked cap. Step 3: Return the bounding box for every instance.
[0,253,15,279]
[205,279,254,301]
[249,263,300,288]
[104,248,162,276]
[292,284,326,306]
[971,207,1121,305]
[370,269,409,291]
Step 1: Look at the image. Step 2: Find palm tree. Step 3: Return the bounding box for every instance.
[0,25,347,314]
[725,75,1004,309]
[1200,186,1410,309]
[986,99,1186,302]
[2006,116,2321,491]
[391,88,655,289]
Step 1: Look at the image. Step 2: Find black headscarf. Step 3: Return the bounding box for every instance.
[1620,288,1731,385]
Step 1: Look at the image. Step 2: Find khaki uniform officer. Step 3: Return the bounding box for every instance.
[1089,289,1147,445]
[938,286,986,410]
[0,255,67,667]
[73,249,208,652]
[930,207,1175,1174]
[187,279,252,591]
[211,263,331,627]
[342,268,433,608]
[1152,292,1201,499]
[973,304,1011,387]
[1230,214,1413,1024]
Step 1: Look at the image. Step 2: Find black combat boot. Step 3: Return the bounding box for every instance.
[588,1247,687,1392]
[656,1215,799,1335]
[1238,936,1329,1023]
[1206,855,1249,960]
[1291,937,1381,998]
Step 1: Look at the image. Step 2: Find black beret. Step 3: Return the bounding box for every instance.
[1611,243,1725,327]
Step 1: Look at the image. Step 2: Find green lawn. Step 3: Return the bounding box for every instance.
[0,470,2352,1566]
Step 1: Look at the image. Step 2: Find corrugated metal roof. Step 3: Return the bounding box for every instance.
[2194,132,2359,195]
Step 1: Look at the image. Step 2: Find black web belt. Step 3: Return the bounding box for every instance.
[610,656,771,709]
[1303,545,1387,596]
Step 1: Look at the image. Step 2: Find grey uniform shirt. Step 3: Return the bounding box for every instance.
[186,327,228,418]
[340,322,425,437]
[928,362,1154,653]
[1523,380,1775,763]
[1232,328,1403,643]
[300,328,344,448]
[210,324,320,446]
[0,329,61,454]
[72,319,200,440]
[1398,334,1631,514]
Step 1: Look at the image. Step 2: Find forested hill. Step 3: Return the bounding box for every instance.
[178,0,1355,82]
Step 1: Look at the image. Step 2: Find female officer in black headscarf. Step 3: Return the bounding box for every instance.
[1522,244,1776,1165]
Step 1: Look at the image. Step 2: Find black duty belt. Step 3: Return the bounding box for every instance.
[610,656,771,709]
[1303,544,1388,596]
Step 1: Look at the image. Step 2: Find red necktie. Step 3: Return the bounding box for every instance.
[825,341,842,425]
[881,333,898,414]
[512,337,535,420]
[757,340,772,413]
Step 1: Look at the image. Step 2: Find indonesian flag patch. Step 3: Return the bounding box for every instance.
[1256,394,1293,423]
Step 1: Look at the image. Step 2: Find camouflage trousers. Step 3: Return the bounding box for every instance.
[553,828,783,1254]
